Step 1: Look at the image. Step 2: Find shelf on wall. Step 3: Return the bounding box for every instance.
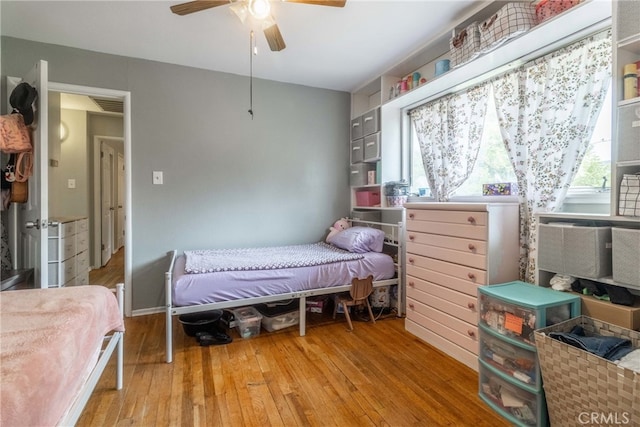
[381,0,611,111]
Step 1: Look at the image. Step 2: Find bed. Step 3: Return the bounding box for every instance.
[165,220,403,363]
[0,283,124,427]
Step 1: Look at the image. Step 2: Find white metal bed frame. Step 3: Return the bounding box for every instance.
[58,283,125,426]
[165,220,404,363]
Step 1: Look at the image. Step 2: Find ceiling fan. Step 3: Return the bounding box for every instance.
[170,0,347,52]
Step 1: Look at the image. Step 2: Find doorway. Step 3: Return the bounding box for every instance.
[49,82,132,316]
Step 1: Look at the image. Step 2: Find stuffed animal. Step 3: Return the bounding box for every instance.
[326,218,350,243]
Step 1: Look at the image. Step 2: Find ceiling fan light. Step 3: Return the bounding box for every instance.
[248,0,270,19]
[230,2,248,23]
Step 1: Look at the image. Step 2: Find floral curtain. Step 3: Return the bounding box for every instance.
[410,82,491,201]
[491,29,612,281]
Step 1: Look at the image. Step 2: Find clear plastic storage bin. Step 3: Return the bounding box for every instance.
[232,306,263,338]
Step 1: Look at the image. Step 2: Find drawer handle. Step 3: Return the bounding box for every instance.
[467,216,476,224]
[364,116,373,122]
[467,330,476,337]
[409,235,415,241]
[468,243,476,251]
[408,303,415,310]
[409,281,415,287]
[352,122,360,128]
[408,258,415,264]
[408,213,415,219]
[467,302,475,309]
[352,146,361,151]
[467,272,476,280]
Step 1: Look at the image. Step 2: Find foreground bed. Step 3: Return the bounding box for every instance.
[165,220,403,363]
[0,284,124,427]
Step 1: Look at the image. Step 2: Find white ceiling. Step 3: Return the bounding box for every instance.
[1,0,485,93]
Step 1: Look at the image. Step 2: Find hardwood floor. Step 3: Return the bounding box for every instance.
[78,311,510,426]
[89,247,124,288]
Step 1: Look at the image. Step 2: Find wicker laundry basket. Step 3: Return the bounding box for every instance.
[534,316,640,427]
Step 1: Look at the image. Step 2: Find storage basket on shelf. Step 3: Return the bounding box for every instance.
[479,2,537,54]
[449,22,481,68]
[534,316,640,427]
[535,0,581,24]
[618,173,640,217]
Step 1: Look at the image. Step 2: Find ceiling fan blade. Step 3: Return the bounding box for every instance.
[170,1,231,16]
[263,22,286,52]
[283,0,346,7]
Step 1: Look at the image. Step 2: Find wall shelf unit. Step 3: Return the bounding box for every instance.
[348,0,611,216]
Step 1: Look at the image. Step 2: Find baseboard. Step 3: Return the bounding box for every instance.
[132,306,165,317]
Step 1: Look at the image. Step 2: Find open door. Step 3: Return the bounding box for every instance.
[116,153,124,250]
[100,143,114,266]
[8,60,50,288]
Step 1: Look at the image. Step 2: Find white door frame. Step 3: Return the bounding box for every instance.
[49,82,132,317]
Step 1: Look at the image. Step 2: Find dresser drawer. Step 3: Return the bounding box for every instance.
[407,268,482,297]
[407,231,487,255]
[76,218,89,233]
[406,254,487,285]
[62,237,76,261]
[407,241,487,270]
[406,220,487,241]
[363,132,380,161]
[76,231,89,254]
[407,283,478,325]
[350,116,363,140]
[406,319,479,371]
[479,327,539,389]
[361,107,380,136]
[350,138,364,163]
[406,300,478,354]
[76,250,90,275]
[75,271,89,286]
[407,209,488,226]
[407,276,478,313]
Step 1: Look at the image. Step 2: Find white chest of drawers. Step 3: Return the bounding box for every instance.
[404,202,520,371]
[48,217,90,287]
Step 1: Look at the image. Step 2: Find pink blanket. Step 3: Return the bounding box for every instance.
[0,285,124,427]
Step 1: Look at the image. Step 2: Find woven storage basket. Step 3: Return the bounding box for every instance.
[534,316,639,427]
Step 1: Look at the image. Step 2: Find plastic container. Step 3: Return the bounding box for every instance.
[232,306,263,338]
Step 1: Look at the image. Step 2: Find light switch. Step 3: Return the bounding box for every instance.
[153,171,163,185]
[67,179,76,189]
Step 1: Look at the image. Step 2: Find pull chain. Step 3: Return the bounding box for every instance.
[248,30,255,119]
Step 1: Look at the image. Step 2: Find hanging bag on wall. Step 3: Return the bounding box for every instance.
[10,180,28,204]
[14,151,33,183]
[0,113,32,153]
[618,173,640,217]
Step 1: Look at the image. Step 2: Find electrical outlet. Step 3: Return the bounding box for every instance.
[153,171,163,185]
[67,179,76,189]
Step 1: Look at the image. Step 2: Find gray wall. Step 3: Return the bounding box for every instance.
[2,36,351,311]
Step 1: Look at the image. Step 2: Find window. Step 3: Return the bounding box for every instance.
[409,84,612,200]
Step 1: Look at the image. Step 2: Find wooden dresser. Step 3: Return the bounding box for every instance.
[404,202,520,371]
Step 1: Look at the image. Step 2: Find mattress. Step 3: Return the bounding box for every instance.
[172,251,395,306]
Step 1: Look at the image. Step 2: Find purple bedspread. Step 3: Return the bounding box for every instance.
[172,251,395,306]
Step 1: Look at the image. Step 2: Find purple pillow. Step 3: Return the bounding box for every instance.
[328,226,385,253]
